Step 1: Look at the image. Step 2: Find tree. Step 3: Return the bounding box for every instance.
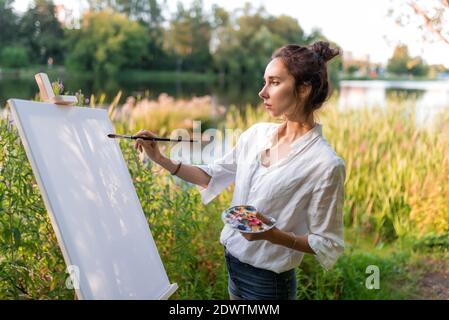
[87,0,161,23]
[387,44,428,76]
[211,3,341,80]
[66,9,149,75]
[407,57,429,76]
[0,0,28,68]
[18,0,65,65]
[86,0,165,27]
[387,44,410,75]
[347,65,360,75]
[164,0,212,72]
[389,0,449,45]
[0,0,19,46]
[211,4,229,29]
[0,46,30,68]
[266,15,305,44]
[85,0,168,69]
[213,4,284,77]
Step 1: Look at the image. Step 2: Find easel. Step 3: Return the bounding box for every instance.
[35,73,78,105]
[15,74,180,300]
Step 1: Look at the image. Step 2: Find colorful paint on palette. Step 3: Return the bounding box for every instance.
[221,205,276,233]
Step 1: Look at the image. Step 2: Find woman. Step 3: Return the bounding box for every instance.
[134,41,346,300]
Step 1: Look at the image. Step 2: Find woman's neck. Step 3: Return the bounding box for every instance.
[278,115,316,143]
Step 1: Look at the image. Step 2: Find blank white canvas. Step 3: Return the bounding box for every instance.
[8,99,177,300]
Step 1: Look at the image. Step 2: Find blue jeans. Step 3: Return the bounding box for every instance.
[224,246,297,300]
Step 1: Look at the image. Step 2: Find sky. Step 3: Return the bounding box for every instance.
[12,0,449,67]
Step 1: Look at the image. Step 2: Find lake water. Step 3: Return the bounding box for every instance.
[2,76,449,164]
[338,80,449,127]
[2,75,449,128]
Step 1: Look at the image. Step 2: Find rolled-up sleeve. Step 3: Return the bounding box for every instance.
[307,161,346,270]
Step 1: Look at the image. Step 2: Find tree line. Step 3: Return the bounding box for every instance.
[3,0,443,80]
[0,0,341,79]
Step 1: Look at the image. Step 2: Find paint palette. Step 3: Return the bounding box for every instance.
[221,205,276,233]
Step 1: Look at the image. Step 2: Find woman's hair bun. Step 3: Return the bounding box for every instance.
[309,41,341,63]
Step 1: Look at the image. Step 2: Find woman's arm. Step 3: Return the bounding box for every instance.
[304,163,346,269]
[240,227,315,254]
[134,129,211,188]
[270,229,315,254]
[155,155,211,189]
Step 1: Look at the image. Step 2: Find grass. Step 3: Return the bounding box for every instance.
[111,93,225,134]
[1,92,448,299]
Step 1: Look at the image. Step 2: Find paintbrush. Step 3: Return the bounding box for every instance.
[107,133,197,143]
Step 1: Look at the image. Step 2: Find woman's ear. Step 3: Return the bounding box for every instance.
[299,84,312,100]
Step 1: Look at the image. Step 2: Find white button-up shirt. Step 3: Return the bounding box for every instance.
[195,122,346,273]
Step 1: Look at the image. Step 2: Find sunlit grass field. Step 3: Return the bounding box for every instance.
[0,92,448,299]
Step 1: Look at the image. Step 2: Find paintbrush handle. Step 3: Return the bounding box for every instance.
[108,133,196,143]
[137,136,196,142]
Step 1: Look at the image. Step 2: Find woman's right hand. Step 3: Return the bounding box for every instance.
[134,129,163,163]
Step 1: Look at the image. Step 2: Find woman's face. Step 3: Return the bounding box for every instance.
[258,58,307,118]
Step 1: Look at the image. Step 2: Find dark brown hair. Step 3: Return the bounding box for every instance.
[271,41,341,117]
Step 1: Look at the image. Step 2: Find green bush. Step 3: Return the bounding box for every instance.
[0,116,229,299]
[412,232,449,252]
[0,47,30,68]
[0,117,69,299]
[65,10,149,76]
[295,248,415,300]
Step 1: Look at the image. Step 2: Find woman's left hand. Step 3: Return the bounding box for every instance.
[240,226,277,242]
[240,211,277,242]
